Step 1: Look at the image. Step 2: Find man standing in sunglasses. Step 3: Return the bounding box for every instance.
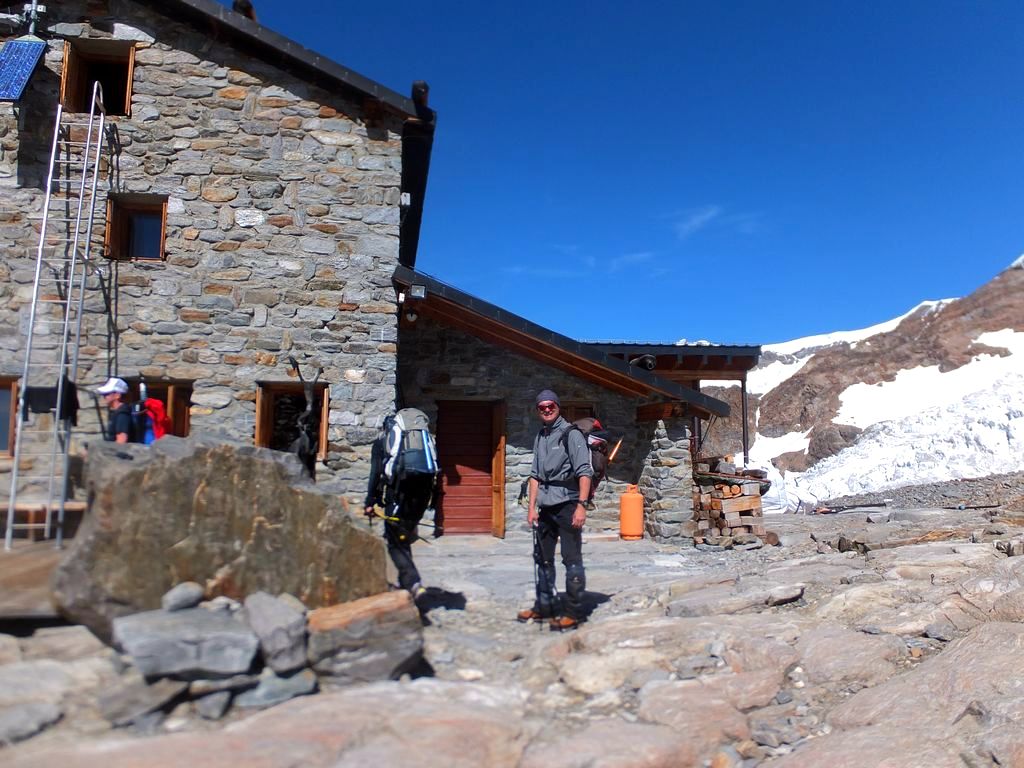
[518,389,593,630]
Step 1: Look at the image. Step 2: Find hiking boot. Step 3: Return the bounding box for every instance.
[549,616,580,631]
[517,608,544,623]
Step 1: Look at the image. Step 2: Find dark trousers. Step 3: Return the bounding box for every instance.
[384,504,422,591]
[534,500,586,619]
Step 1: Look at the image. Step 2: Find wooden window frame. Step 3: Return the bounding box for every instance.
[105,194,168,261]
[255,382,330,461]
[60,39,136,116]
[0,378,16,456]
[561,402,596,423]
[125,379,193,438]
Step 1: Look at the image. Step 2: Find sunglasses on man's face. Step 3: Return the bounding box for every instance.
[537,402,558,412]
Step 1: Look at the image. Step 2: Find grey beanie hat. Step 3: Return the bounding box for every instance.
[536,389,560,406]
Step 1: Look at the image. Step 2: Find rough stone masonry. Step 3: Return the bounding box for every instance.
[0,1,409,498]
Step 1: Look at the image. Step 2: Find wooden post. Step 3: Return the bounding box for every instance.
[741,376,750,467]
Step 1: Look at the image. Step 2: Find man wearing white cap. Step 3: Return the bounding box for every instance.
[96,377,133,443]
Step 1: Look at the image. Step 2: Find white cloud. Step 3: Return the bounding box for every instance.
[673,205,722,240]
[608,251,654,273]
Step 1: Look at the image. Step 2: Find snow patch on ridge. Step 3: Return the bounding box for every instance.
[746,357,810,396]
[764,299,954,357]
[834,329,1024,430]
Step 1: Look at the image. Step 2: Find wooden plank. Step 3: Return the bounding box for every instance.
[720,496,762,514]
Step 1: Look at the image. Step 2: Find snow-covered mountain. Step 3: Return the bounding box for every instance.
[700,256,1024,500]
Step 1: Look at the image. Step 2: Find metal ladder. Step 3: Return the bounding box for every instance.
[4,82,107,550]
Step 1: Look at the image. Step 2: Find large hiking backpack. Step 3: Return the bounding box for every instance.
[382,408,439,510]
[131,397,171,445]
[561,417,611,502]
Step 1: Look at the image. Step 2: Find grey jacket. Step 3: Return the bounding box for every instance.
[531,416,593,507]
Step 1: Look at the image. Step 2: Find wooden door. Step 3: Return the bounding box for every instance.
[436,401,505,536]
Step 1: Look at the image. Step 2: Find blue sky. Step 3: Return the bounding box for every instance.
[227,1,1024,345]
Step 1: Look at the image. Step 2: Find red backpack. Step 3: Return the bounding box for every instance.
[143,397,171,441]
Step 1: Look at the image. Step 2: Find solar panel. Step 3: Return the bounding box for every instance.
[0,37,46,101]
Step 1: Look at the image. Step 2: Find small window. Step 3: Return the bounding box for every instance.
[61,39,135,116]
[255,382,329,461]
[126,379,193,438]
[0,378,16,455]
[562,402,595,422]
[106,194,168,260]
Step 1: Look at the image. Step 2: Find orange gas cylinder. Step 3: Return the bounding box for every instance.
[619,484,644,540]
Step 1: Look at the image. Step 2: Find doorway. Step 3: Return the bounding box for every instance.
[435,400,506,536]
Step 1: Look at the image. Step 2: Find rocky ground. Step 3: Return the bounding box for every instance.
[4,496,1024,766]
[824,470,1024,511]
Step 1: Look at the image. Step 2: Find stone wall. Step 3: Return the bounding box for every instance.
[0,2,408,498]
[398,316,658,529]
[638,418,695,542]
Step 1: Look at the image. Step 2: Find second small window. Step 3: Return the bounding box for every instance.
[106,194,167,261]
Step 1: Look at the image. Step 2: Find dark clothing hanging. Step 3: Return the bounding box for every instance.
[21,377,79,425]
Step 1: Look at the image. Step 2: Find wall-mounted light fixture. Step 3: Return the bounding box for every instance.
[408,284,426,299]
[404,309,419,323]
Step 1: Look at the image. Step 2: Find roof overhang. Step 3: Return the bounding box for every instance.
[585,342,762,383]
[394,267,730,419]
[138,0,419,119]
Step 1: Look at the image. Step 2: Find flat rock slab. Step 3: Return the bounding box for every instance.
[828,621,1024,732]
[637,680,750,763]
[769,722,968,767]
[18,625,107,662]
[0,660,76,707]
[2,680,529,768]
[112,607,259,678]
[0,702,62,746]
[795,624,904,686]
[307,591,423,682]
[519,720,705,768]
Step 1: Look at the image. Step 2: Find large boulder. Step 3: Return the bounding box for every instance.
[53,436,388,640]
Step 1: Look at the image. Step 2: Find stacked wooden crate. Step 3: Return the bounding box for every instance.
[691,458,777,546]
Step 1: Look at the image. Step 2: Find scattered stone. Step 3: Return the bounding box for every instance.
[112,608,259,678]
[161,582,205,612]
[243,591,307,673]
[188,673,260,696]
[194,690,232,720]
[924,621,957,642]
[97,678,188,727]
[233,668,317,709]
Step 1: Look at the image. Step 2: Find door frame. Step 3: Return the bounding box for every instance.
[436,399,506,537]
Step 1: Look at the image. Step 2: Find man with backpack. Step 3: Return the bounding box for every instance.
[364,408,439,600]
[97,377,136,443]
[518,389,593,631]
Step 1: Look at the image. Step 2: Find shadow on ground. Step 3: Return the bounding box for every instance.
[416,587,466,627]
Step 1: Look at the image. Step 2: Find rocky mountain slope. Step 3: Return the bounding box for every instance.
[702,257,1024,498]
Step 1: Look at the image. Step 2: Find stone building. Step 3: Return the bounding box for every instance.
[393,268,760,537]
[1,0,435,508]
[0,0,760,540]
